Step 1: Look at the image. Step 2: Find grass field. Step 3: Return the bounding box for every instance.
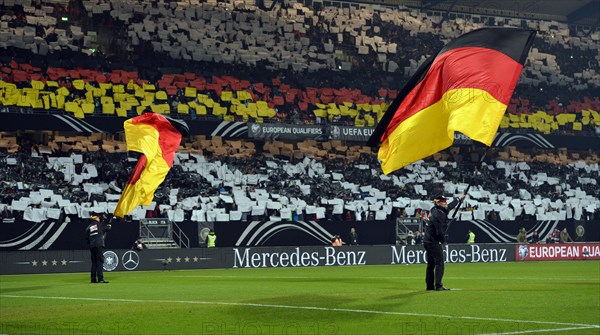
[1,261,599,335]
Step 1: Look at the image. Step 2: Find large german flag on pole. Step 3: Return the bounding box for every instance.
[368,27,536,174]
[114,113,188,218]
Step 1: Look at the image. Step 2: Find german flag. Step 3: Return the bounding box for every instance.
[368,28,535,174]
[114,113,188,218]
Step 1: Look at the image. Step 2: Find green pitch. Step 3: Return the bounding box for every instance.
[1,261,599,335]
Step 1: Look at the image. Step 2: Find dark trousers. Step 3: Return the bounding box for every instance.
[90,246,105,282]
[424,242,445,289]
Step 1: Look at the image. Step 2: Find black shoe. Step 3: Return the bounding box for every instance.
[91,281,97,284]
[98,280,109,284]
[435,286,450,291]
[426,287,435,291]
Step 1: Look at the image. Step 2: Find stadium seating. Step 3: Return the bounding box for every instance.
[0,1,599,224]
[0,0,96,56]
[1,58,599,133]
[1,0,598,104]
[1,132,598,223]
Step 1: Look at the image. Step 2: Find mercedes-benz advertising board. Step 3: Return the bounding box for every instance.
[0,243,526,274]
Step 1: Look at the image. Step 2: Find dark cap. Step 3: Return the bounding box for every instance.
[433,195,448,202]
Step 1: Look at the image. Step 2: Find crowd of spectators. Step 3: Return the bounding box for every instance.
[0,0,599,133]
[1,132,598,224]
[0,2,599,225]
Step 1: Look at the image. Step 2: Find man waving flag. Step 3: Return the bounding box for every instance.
[114,112,188,218]
[368,27,536,174]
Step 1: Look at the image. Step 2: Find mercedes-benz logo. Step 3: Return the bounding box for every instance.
[122,250,140,270]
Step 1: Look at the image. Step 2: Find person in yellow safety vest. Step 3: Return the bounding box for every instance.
[207,230,217,248]
[467,230,475,244]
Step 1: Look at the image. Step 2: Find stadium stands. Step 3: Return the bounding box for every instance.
[1,132,598,224]
[1,59,599,133]
[0,0,598,127]
[0,1,598,225]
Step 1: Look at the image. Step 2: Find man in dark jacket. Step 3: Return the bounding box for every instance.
[424,194,465,291]
[348,227,359,246]
[86,214,111,283]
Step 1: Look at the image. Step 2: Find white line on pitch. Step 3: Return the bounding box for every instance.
[2,294,598,329]
[169,275,597,282]
[479,325,599,335]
